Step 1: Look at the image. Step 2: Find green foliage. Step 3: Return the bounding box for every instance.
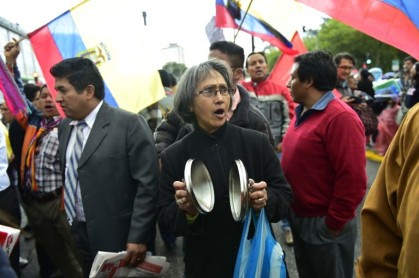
[163,62,187,79]
[265,48,281,71]
[304,19,408,72]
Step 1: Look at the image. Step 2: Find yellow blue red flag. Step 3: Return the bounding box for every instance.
[215,0,298,55]
[28,0,165,116]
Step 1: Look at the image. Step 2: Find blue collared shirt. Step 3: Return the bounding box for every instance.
[295,91,335,126]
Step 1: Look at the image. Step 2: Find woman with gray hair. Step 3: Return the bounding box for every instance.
[157,59,292,277]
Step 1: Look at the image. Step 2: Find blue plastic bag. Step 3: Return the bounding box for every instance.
[233,208,287,278]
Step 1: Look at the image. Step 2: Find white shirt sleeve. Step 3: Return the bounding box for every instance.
[0,125,11,191]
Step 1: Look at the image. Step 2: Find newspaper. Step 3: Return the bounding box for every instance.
[0,224,20,257]
[89,251,170,278]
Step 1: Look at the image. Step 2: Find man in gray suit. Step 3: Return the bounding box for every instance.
[50,57,159,277]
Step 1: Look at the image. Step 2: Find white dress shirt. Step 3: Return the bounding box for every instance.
[65,101,103,221]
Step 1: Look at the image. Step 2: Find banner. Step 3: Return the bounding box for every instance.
[28,0,165,116]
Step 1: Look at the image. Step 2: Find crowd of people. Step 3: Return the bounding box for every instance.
[0,36,417,278]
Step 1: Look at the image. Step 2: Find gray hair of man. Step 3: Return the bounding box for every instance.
[173,58,234,124]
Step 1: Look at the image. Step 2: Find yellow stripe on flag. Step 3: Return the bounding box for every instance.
[71,0,165,112]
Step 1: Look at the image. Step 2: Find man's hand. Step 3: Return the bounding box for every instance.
[276,142,283,153]
[341,96,354,103]
[124,243,147,267]
[4,38,21,64]
[328,228,341,239]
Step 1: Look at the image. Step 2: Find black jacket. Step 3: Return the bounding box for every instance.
[405,84,419,108]
[154,85,274,156]
[158,123,292,278]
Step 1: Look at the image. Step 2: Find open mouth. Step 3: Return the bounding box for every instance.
[213,108,225,118]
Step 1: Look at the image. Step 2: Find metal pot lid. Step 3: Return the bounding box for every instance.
[184,159,214,214]
[229,159,249,222]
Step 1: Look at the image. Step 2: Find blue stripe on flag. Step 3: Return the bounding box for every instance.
[48,11,117,107]
[381,0,419,30]
[238,14,293,48]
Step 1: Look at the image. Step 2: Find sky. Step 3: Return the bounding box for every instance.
[1,0,327,67]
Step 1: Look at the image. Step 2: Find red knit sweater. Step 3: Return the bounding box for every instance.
[281,98,367,231]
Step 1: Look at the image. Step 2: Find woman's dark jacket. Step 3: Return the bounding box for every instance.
[157,123,292,278]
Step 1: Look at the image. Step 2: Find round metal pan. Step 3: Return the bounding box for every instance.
[229,159,249,221]
[184,159,214,214]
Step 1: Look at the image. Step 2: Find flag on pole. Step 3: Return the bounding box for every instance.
[269,31,307,86]
[296,0,419,59]
[28,0,165,116]
[215,0,298,55]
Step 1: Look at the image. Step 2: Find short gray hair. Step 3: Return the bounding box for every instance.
[174,59,234,123]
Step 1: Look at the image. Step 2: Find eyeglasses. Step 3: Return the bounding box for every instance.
[338,65,354,70]
[196,86,234,97]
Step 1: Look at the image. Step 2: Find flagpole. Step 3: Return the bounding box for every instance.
[142,11,147,26]
[233,0,254,43]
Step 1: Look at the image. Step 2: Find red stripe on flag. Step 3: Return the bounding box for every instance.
[269,32,307,86]
[296,0,419,59]
[28,25,65,117]
[269,32,307,118]
[215,4,238,28]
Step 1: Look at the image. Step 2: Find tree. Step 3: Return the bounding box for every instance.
[163,62,187,79]
[305,19,408,72]
[265,47,281,71]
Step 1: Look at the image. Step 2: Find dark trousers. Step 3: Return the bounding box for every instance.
[0,185,21,277]
[71,221,94,278]
[21,195,82,277]
[291,216,357,278]
[35,241,57,278]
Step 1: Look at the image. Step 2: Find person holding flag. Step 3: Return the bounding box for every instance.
[2,39,83,277]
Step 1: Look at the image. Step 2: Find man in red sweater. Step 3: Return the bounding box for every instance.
[281,50,367,278]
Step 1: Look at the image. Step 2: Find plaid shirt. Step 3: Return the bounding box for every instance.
[31,127,62,195]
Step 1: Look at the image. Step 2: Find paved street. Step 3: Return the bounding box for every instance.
[20,159,381,278]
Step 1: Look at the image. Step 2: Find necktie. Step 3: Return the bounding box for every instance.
[64,121,86,223]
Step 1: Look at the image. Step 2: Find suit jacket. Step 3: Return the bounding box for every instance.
[58,102,159,254]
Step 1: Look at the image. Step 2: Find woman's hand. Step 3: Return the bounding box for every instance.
[173,180,199,216]
[248,179,268,212]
